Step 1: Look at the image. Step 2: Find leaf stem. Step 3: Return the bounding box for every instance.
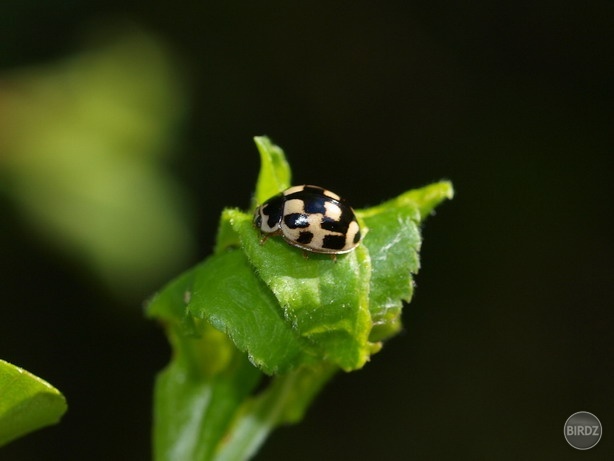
[214,364,336,461]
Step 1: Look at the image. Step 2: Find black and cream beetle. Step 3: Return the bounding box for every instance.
[254,185,362,254]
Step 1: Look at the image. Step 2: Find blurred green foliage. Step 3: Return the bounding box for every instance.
[0,31,194,298]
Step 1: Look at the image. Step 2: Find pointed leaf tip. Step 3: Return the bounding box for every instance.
[253,136,292,206]
[0,360,67,447]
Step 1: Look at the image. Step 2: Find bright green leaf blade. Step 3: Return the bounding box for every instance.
[225,208,373,371]
[379,180,454,223]
[148,265,263,461]
[358,181,453,342]
[188,248,316,374]
[147,256,336,461]
[147,135,454,461]
[0,360,67,447]
[357,206,421,342]
[253,136,291,206]
[146,264,194,323]
[214,209,242,254]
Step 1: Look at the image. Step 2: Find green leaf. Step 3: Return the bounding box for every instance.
[380,180,455,221]
[147,137,453,461]
[224,208,373,372]
[153,331,262,461]
[0,359,67,447]
[358,180,454,342]
[148,268,263,461]
[188,248,317,374]
[253,136,291,206]
[358,206,420,342]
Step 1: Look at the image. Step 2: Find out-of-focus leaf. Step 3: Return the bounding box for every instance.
[0,31,193,298]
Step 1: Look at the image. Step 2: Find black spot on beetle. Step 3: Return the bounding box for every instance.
[297,231,314,244]
[323,234,346,250]
[303,197,327,214]
[353,229,361,243]
[285,188,331,215]
[284,213,310,229]
[302,185,326,195]
[262,194,285,229]
[321,215,350,234]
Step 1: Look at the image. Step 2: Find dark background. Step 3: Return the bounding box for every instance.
[1,1,613,460]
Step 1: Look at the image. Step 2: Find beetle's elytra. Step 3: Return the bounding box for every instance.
[254,185,361,254]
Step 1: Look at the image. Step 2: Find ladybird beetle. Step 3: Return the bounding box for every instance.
[254,185,362,254]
